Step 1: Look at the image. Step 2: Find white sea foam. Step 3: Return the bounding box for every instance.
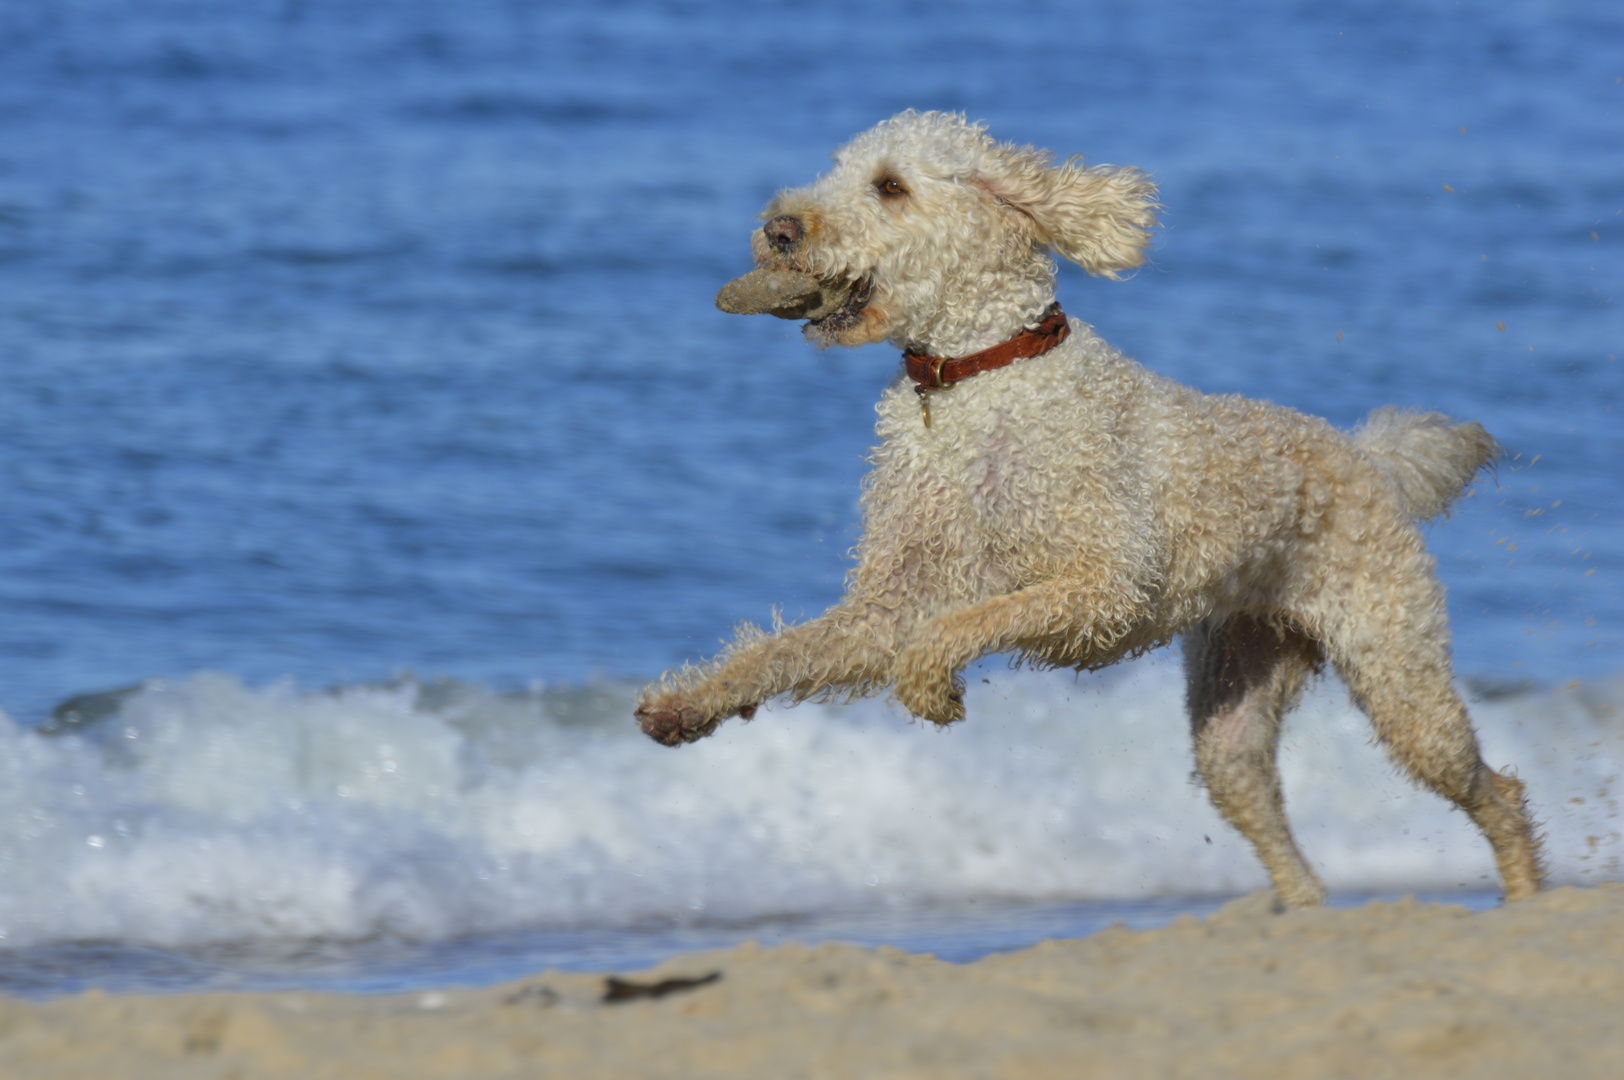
[0,659,1619,949]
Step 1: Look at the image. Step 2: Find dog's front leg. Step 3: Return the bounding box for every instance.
[635,602,911,746]
[638,454,957,745]
[893,576,1145,724]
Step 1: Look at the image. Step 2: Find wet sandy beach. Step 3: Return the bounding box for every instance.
[4,885,1620,1079]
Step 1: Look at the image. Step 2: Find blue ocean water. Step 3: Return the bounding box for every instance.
[0,0,1619,994]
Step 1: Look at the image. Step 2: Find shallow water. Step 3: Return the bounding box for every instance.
[2,889,1507,1000]
[0,0,1619,994]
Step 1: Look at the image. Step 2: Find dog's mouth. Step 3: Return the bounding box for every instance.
[806,276,872,335]
[715,268,871,331]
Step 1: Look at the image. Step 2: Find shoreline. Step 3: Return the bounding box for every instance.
[0,889,1511,1001]
[4,885,1621,1079]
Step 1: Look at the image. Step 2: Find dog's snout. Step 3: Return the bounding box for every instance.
[763,215,804,251]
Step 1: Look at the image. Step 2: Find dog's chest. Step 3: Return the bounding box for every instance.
[872,363,1128,554]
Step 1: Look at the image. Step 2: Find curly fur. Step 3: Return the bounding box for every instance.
[637,111,1544,908]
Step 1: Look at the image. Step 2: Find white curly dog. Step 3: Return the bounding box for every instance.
[636,111,1543,908]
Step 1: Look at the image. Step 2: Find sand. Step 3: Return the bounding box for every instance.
[3,885,1622,1079]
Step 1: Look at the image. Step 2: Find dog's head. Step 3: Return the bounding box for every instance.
[720,111,1158,356]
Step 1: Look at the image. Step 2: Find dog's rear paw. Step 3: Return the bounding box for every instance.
[635,696,721,746]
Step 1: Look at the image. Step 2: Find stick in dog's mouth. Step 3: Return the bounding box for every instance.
[715,268,869,328]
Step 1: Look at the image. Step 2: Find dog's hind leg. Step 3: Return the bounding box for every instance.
[1185,614,1327,908]
[1315,578,1545,902]
[1287,497,1546,902]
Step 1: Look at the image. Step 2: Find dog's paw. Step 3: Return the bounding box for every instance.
[893,670,966,727]
[635,694,722,746]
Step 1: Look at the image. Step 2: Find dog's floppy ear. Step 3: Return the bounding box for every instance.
[976,144,1159,278]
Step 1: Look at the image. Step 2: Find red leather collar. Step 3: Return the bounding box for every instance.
[902,305,1069,426]
[903,304,1070,391]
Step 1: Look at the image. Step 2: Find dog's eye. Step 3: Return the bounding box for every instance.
[875,176,908,198]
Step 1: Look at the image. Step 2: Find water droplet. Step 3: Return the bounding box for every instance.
[86,835,105,848]
[123,727,139,740]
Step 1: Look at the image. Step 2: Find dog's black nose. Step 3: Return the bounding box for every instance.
[763,215,803,252]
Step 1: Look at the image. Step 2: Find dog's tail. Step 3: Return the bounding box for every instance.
[1352,407,1500,521]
